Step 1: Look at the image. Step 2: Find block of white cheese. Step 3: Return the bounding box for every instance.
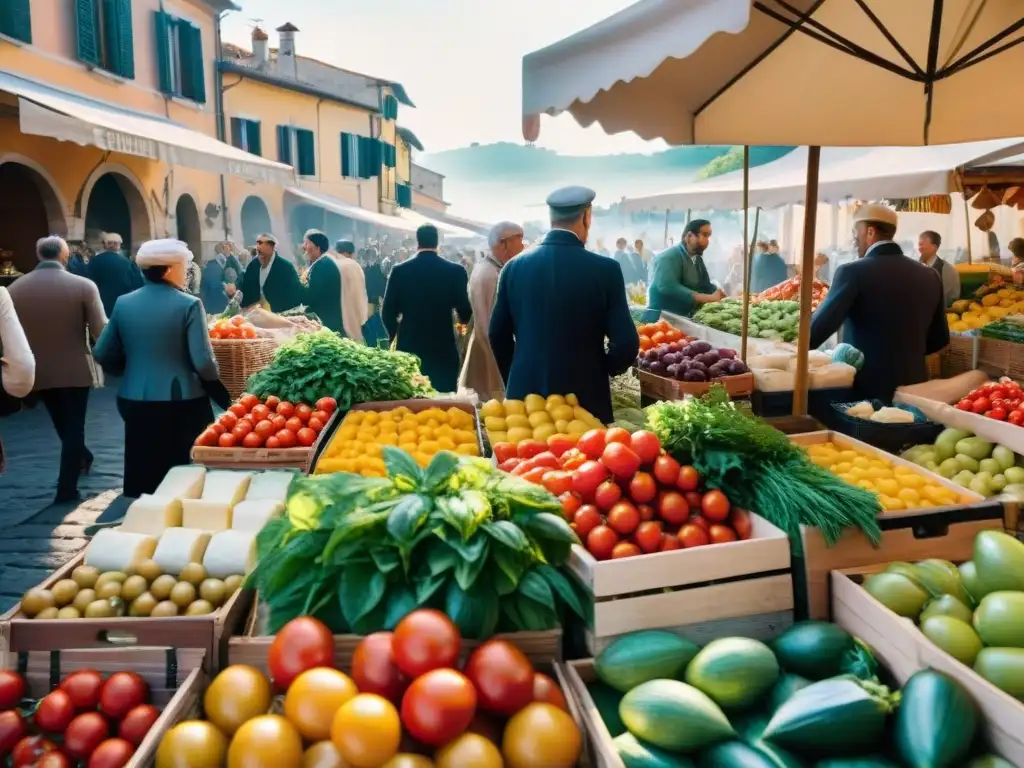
[203,530,257,579]
[84,529,158,573]
[201,471,252,506]
[154,465,207,499]
[118,495,183,536]
[231,500,284,532]
[152,528,212,576]
[245,471,296,502]
[181,499,233,531]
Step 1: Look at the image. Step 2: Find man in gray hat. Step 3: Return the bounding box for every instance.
[810,203,949,401]
[489,186,639,424]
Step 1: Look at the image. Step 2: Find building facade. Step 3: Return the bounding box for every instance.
[0,0,290,276]
[410,163,448,213]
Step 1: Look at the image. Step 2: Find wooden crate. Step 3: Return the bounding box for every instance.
[565,514,794,654]
[0,552,253,673]
[833,568,1024,765]
[560,659,629,768]
[190,444,311,470]
[1,645,206,768]
[637,368,754,401]
[790,430,1000,620]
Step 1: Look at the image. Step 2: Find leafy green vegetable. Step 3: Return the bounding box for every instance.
[250,447,590,637]
[647,387,882,546]
[246,330,433,408]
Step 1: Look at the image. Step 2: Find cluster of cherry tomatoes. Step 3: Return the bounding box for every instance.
[208,315,258,340]
[0,667,157,767]
[954,377,1024,426]
[495,427,753,560]
[194,394,338,450]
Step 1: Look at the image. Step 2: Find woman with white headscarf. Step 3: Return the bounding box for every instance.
[94,239,230,496]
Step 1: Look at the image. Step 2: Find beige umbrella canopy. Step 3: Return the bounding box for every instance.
[522,0,1024,147]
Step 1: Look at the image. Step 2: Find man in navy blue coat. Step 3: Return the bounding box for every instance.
[381,224,472,393]
[88,232,143,317]
[489,186,640,424]
[809,204,949,402]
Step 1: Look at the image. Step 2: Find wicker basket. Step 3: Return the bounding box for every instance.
[211,338,277,400]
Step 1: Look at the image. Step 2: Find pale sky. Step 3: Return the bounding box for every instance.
[220,0,669,156]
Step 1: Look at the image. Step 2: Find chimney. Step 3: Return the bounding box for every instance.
[252,26,268,67]
[276,22,299,79]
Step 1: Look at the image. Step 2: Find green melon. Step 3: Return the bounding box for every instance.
[920,594,974,624]
[619,679,735,753]
[973,530,1024,593]
[920,616,983,666]
[973,592,1024,648]
[685,637,780,710]
[596,630,699,693]
[614,733,696,767]
[973,648,1024,700]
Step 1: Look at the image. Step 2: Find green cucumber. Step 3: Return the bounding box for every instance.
[768,674,812,712]
[762,676,896,756]
[731,712,771,744]
[620,679,735,753]
[771,622,878,681]
[586,681,627,738]
[686,637,780,710]
[596,630,699,693]
[697,740,806,767]
[966,756,1016,768]
[894,669,977,768]
[614,733,696,767]
[814,759,900,767]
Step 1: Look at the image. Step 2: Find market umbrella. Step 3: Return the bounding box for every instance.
[522,0,1024,415]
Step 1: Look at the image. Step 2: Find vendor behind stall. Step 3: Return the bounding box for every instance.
[647,219,725,316]
[751,240,788,293]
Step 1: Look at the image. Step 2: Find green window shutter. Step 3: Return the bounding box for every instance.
[383,95,398,120]
[277,125,293,165]
[230,117,244,149]
[382,143,396,169]
[0,0,32,43]
[103,0,134,78]
[154,11,173,93]
[296,129,316,176]
[340,132,353,177]
[182,22,206,103]
[75,0,100,66]
[396,184,412,208]
[245,121,262,157]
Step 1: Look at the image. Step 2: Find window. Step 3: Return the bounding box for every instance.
[381,143,397,169]
[0,0,32,43]
[278,126,316,176]
[155,11,206,103]
[230,118,262,156]
[341,133,381,179]
[382,94,398,120]
[76,0,134,78]
[396,183,412,209]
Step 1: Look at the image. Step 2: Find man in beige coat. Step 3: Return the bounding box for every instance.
[459,221,524,400]
[8,235,107,503]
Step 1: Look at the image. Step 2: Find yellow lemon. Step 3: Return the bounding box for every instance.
[555,419,570,433]
[533,423,557,441]
[486,431,507,445]
[565,393,579,406]
[549,405,575,422]
[881,495,906,512]
[837,473,857,485]
[455,443,479,456]
[528,411,552,427]
[480,399,505,418]
[834,461,854,474]
[503,399,526,416]
[566,420,589,436]
[524,394,547,414]
[897,487,920,505]
[875,478,900,496]
[506,414,531,429]
[546,394,566,408]
[839,450,859,462]
[507,427,533,443]
[852,456,871,470]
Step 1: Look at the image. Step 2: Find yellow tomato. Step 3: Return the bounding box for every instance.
[302,741,347,768]
[203,665,272,736]
[898,473,925,489]
[436,733,502,768]
[381,756,434,768]
[284,668,358,742]
[156,721,228,768]
[502,703,582,768]
[228,715,303,768]
[331,694,401,768]
[897,487,921,505]
[875,478,900,496]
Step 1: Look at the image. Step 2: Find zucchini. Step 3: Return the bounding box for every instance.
[731,712,771,744]
[685,638,780,711]
[894,670,977,768]
[814,759,901,767]
[620,679,736,753]
[614,733,696,767]
[697,740,806,767]
[586,681,627,738]
[966,756,1016,768]
[762,676,896,756]
[771,622,878,681]
[768,674,812,712]
[596,630,699,693]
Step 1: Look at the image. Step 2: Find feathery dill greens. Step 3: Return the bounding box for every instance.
[647,388,881,546]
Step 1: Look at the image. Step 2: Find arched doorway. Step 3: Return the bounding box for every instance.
[0,161,67,275]
[175,194,202,257]
[84,172,151,253]
[240,196,272,249]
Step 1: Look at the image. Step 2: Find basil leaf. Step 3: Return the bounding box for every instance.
[386,493,433,543]
[517,568,556,610]
[538,564,589,621]
[522,512,579,565]
[426,540,460,576]
[339,565,386,625]
[446,580,499,639]
[382,445,424,488]
[513,592,558,631]
[383,585,417,629]
[455,540,490,590]
[370,546,402,574]
[446,534,487,562]
[415,572,448,606]
[422,451,459,492]
[483,520,531,553]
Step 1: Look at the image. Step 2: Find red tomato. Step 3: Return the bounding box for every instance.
[560,448,587,471]
[264,395,281,410]
[268,617,335,690]
[12,735,56,766]
[464,640,535,716]
[218,412,238,430]
[657,491,690,525]
[517,440,546,459]
[1010,409,1024,426]
[35,690,75,734]
[307,417,325,433]
[498,458,521,473]
[253,419,275,439]
[577,429,606,459]
[685,491,704,509]
[542,470,573,496]
[559,491,582,521]
[593,479,622,511]
[210,422,226,436]
[228,403,248,418]
[59,669,104,711]
[296,427,317,447]
[701,490,731,523]
[276,401,295,418]
[249,404,271,422]
[970,397,990,414]
[87,738,134,768]
[315,396,337,413]
[493,442,518,464]
[955,398,972,411]
[633,521,664,553]
[242,431,264,448]
[400,669,477,747]
[271,414,288,431]
[986,408,1008,421]
[602,443,641,479]
[528,452,557,470]
[217,432,237,448]
[629,430,661,464]
[607,501,640,536]
[729,509,753,540]
[637,503,656,522]
[573,505,603,538]
[0,712,28,759]
[265,436,281,449]
[63,713,111,760]
[586,525,619,560]
[611,541,641,558]
[522,467,549,485]
[532,673,568,711]
[311,409,330,424]
[352,632,407,704]
[232,420,254,439]
[709,524,738,544]
[676,465,700,492]
[511,460,534,477]
[99,673,148,720]
[34,753,70,768]
[628,472,657,504]
[295,404,313,423]
[653,455,681,486]
[688,514,710,532]
[546,435,576,458]
[572,461,608,499]
[275,429,298,448]
[392,609,461,679]
[604,427,631,445]
[0,670,26,710]
[660,534,682,551]
[194,429,218,447]
[239,394,260,410]
[678,524,710,548]
[118,705,160,746]
[284,416,304,433]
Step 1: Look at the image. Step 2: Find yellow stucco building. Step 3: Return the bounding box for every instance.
[0,0,292,276]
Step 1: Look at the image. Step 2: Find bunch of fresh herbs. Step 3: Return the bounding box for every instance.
[250,447,590,638]
[246,330,433,408]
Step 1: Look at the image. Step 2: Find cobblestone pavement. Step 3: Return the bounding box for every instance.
[0,384,127,612]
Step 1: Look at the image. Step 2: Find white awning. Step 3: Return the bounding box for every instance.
[413,206,492,237]
[285,187,417,233]
[397,208,480,239]
[4,72,294,186]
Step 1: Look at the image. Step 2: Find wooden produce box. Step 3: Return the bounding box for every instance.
[790,430,1000,620]
[566,514,794,655]
[833,567,1024,765]
[0,645,206,768]
[637,368,754,401]
[0,552,253,674]
[560,658,633,768]
[190,444,311,470]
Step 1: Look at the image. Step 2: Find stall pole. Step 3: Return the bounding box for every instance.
[740,147,752,362]
[685,209,692,225]
[792,146,821,416]
[663,209,670,248]
[957,173,974,264]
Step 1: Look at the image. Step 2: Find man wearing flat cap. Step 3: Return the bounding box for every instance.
[647,219,724,316]
[489,186,639,424]
[238,232,304,313]
[334,239,369,343]
[810,203,949,401]
[459,220,524,399]
[302,230,343,334]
